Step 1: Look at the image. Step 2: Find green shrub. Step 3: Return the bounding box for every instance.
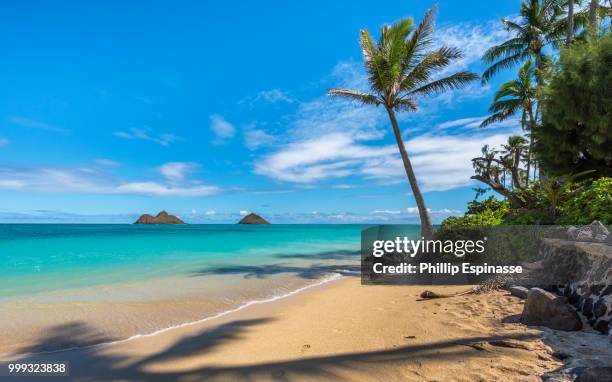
[440,197,509,229]
[557,177,612,225]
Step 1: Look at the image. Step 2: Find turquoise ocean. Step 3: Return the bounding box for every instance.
[0,224,370,299]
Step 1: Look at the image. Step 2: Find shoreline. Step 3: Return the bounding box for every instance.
[1,272,345,358]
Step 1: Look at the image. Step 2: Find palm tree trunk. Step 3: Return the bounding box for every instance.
[526,104,536,183]
[567,0,574,46]
[589,0,598,28]
[386,108,434,240]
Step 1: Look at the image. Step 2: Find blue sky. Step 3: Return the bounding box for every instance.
[0,0,524,223]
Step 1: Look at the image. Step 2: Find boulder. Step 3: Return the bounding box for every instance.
[521,288,582,331]
[134,211,185,224]
[509,285,529,299]
[575,367,612,382]
[538,238,612,335]
[567,221,610,243]
[238,213,270,225]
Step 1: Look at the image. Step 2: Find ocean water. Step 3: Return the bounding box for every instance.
[0,224,425,353]
[0,224,370,299]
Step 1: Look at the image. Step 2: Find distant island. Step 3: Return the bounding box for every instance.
[134,211,185,224]
[238,213,270,224]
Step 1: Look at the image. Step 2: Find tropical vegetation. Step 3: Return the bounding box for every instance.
[445,0,611,228]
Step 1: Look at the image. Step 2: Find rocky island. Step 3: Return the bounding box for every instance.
[134,211,185,224]
[237,213,270,224]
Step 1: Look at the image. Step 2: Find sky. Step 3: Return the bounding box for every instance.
[0,0,525,224]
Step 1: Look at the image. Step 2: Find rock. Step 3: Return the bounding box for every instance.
[134,211,185,224]
[509,285,529,299]
[538,238,612,334]
[521,288,582,331]
[237,213,270,225]
[575,367,612,382]
[567,226,579,241]
[567,221,610,243]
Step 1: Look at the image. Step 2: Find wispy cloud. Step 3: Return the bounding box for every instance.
[435,115,520,131]
[240,89,296,107]
[113,127,180,146]
[95,158,120,167]
[159,162,199,183]
[115,182,217,196]
[0,138,9,146]
[243,124,278,151]
[8,116,70,134]
[210,114,236,145]
[0,163,219,197]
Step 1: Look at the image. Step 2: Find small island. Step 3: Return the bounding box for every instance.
[134,211,185,224]
[238,213,270,225]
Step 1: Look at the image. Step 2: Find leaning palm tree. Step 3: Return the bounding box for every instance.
[328,8,478,239]
[481,61,537,179]
[482,0,586,84]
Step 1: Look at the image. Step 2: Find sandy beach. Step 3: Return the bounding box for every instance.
[4,276,610,381]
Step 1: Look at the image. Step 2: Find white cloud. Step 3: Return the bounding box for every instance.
[210,114,236,144]
[373,210,402,215]
[0,138,9,146]
[0,166,219,197]
[159,162,198,183]
[255,127,512,191]
[8,116,70,134]
[240,89,296,106]
[116,182,218,196]
[435,116,520,131]
[243,126,278,151]
[95,158,120,167]
[332,184,356,189]
[205,210,216,216]
[0,179,25,189]
[239,210,250,216]
[436,116,486,130]
[255,133,396,183]
[113,127,180,146]
[432,19,512,75]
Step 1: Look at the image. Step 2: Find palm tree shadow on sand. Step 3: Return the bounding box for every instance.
[189,263,361,280]
[12,319,542,382]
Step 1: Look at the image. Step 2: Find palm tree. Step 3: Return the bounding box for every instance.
[481,61,537,179]
[327,8,478,239]
[482,0,573,85]
[501,136,529,189]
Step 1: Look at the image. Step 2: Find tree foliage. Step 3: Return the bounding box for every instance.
[535,32,612,177]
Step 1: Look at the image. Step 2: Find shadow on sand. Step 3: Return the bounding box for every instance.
[190,263,360,279]
[11,318,541,382]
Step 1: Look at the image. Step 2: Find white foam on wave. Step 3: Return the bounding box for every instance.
[7,272,344,357]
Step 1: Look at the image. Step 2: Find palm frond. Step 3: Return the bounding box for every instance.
[327,88,382,106]
[401,46,463,91]
[482,52,526,83]
[359,29,386,93]
[408,71,479,96]
[394,98,418,112]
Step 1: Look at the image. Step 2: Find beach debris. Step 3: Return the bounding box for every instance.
[509,285,529,299]
[419,288,475,299]
[521,288,583,331]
